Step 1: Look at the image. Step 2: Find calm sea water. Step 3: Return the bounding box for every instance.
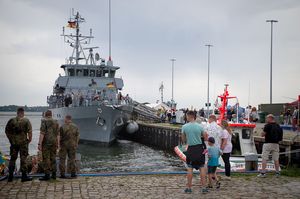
[0,112,183,172]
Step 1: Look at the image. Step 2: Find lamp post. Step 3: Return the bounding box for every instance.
[205,44,213,118]
[266,20,278,104]
[170,58,176,108]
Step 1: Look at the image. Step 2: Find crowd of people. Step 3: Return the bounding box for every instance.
[158,104,261,125]
[280,107,299,129]
[181,111,233,194]
[5,108,80,182]
[181,111,283,194]
[2,105,290,192]
[48,89,132,109]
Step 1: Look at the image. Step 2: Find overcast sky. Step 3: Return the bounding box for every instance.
[0,0,299,109]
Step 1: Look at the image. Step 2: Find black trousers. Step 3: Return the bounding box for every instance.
[221,153,231,177]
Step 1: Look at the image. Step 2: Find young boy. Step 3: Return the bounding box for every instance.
[207,137,221,189]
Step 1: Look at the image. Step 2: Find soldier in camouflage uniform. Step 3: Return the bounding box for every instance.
[38,110,59,181]
[5,107,33,182]
[59,115,79,178]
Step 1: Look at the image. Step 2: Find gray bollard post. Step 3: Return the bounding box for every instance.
[245,153,258,171]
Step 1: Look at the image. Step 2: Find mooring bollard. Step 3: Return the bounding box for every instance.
[245,153,258,171]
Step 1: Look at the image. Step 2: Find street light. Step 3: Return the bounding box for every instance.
[266,20,278,104]
[170,58,176,107]
[205,44,213,118]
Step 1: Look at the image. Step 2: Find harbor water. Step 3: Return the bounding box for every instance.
[0,112,183,173]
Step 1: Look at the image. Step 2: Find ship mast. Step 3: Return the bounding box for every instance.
[61,10,94,65]
[75,12,80,65]
[109,0,112,61]
[217,84,237,123]
[107,0,113,66]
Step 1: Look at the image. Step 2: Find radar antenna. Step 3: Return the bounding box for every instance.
[83,47,100,65]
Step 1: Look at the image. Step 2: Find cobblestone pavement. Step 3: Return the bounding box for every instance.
[0,174,299,199]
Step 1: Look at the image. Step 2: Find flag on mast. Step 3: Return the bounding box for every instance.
[67,21,76,28]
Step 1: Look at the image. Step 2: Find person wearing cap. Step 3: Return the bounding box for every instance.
[258,114,283,177]
[207,137,222,189]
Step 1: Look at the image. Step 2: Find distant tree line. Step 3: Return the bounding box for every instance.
[0,105,48,112]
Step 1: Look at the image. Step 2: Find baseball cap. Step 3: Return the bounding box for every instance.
[208,137,215,144]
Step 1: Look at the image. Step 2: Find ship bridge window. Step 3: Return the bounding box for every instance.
[83,69,89,76]
[90,70,95,77]
[76,69,83,76]
[96,70,102,77]
[68,69,75,76]
[103,70,108,77]
[109,70,116,78]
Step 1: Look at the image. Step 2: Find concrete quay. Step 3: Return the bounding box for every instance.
[0,174,300,199]
[124,122,300,165]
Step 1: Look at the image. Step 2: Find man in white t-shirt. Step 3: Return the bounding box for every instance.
[205,115,222,148]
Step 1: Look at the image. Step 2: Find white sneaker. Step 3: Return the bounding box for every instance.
[222,176,231,181]
[257,173,266,178]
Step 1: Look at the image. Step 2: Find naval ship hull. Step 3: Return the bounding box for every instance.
[51,104,133,144]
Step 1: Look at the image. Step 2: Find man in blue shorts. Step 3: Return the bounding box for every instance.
[181,110,208,194]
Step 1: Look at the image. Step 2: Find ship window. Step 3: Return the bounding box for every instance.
[68,69,75,76]
[90,70,95,77]
[242,129,251,139]
[109,70,115,78]
[83,69,89,76]
[96,70,102,77]
[76,69,83,76]
[103,70,108,77]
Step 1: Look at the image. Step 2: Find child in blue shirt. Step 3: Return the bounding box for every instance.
[207,137,222,189]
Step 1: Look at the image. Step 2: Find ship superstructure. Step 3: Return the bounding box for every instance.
[47,10,133,144]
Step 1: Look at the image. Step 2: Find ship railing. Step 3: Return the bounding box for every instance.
[48,93,133,108]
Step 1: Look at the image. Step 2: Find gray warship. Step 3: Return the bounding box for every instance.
[47,11,134,144]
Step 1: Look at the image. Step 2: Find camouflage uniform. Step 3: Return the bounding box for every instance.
[40,118,59,175]
[5,117,32,174]
[59,122,79,175]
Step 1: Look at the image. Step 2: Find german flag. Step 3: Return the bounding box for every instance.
[106,82,115,88]
[67,21,76,29]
